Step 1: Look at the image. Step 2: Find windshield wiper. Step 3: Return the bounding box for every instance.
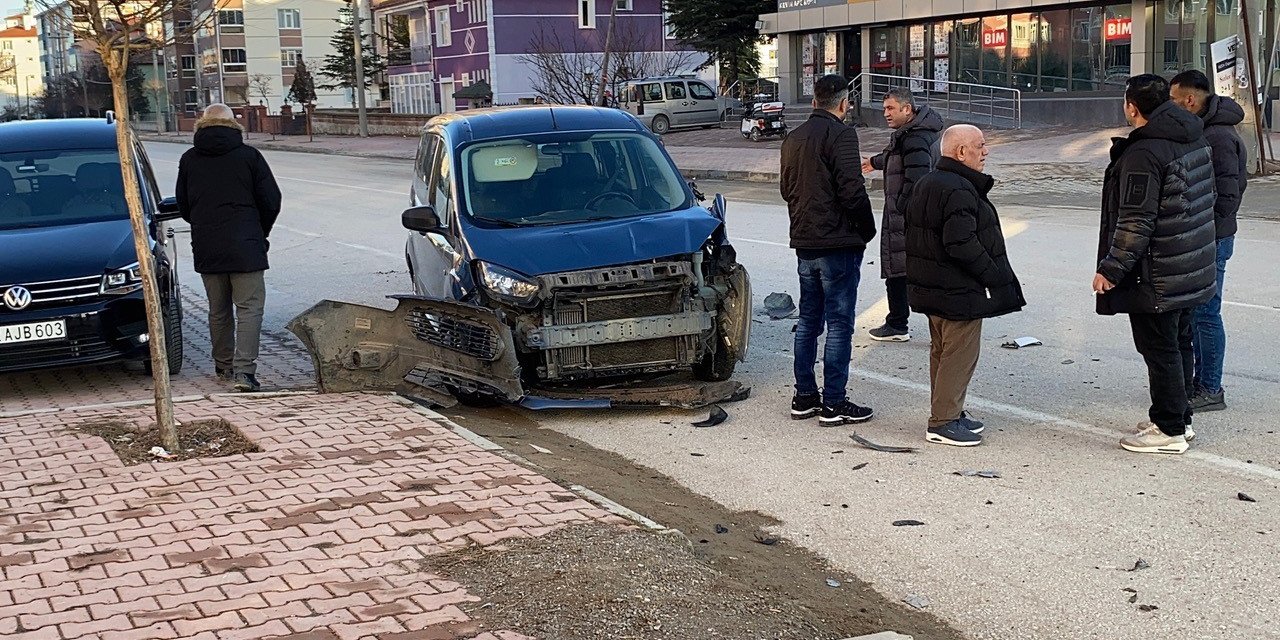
[471,216,523,228]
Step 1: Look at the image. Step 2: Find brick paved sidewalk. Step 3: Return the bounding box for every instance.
[0,393,629,639]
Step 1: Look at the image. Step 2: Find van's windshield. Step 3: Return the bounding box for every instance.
[461,132,691,227]
[0,150,128,231]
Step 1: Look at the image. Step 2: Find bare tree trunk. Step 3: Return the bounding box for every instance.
[597,0,618,106]
[105,50,179,450]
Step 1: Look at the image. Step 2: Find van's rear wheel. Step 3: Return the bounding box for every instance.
[651,115,670,135]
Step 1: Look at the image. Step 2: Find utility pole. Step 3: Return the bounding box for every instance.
[352,0,369,136]
[597,0,618,106]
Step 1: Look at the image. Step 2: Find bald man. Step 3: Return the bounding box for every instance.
[176,104,281,392]
[902,124,1025,446]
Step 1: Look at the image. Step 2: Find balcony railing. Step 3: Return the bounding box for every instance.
[387,45,430,67]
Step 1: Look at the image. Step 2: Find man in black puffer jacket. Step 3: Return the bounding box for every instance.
[904,125,1024,447]
[176,104,282,393]
[1094,75,1217,455]
[780,74,876,426]
[1171,70,1247,413]
[863,88,943,343]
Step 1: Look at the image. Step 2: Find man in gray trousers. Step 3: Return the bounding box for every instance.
[176,104,282,392]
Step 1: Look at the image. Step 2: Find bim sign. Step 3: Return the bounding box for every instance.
[982,29,1008,48]
[1105,18,1132,40]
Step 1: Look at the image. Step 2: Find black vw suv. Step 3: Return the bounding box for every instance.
[0,118,184,374]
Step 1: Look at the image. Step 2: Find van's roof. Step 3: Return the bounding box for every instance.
[0,119,119,153]
[431,105,646,142]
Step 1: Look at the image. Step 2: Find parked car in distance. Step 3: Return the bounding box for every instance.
[289,105,751,410]
[0,118,185,375]
[618,76,735,135]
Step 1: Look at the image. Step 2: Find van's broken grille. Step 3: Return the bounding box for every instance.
[583,290,680,322]
[405,309,501,361]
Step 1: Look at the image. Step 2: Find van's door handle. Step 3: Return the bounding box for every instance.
[682,101,689,106]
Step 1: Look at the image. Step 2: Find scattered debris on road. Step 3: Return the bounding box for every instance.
[753,533,779,546]
[1126,559,1151,572]
[530,444,554,454]
[764,292,797,319]
[715,524,730,534]
[1001,336,1043,349]
[148,446,174,459]
[851,433,918,453]
[1061,359,1075,365]
[826,578,842,588]
[1138,604,1159,612]
[903,594,931,610]
[954,470,1002,479]
[892,520,927,527]
[1238,492,1257,503]
[851,462,870,471]
[692,406,729,428]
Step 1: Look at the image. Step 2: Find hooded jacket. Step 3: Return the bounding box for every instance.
[871,105,943,279]
[1097,101,1217,316]
[1199,95,1247,238]
[176,117,282,274]
[904,157,1025,321]
[780,110,876,251]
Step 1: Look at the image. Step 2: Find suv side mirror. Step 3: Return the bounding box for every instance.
[402,205,442,232]
[156,196,182,221]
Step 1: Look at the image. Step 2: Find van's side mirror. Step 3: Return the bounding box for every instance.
[402,205,442,232]
[156,196,182,221]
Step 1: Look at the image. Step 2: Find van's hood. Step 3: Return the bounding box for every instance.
[460,207,722,276]
[0,220,139,283]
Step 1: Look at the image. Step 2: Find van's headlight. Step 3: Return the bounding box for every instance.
[476,261,540,306]
[102,262,143,294]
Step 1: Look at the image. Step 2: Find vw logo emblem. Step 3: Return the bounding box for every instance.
[3,286,32,310]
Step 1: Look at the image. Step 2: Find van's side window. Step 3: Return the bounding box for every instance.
[689,82,716,100]
[664,82,686,100]
[429,139,453,229]
[643,83,662,101]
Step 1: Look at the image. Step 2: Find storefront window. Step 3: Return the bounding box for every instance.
[1010,13,1041,91]
[982,15,1010,85]
[1040,9,1074,91]
[871,26,906,76]
[1104,4,1132,88]
[954,18,981,84]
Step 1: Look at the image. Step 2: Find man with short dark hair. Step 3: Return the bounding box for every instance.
[780,74,877,426]
[862,87,943,343]
[1170,69,1246,413]
[1094,74,1217,454]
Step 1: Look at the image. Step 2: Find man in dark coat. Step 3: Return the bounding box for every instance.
[904,124,1024,447]
[1170,70,1247,413]
[1094,75,1217,455]
[863,88,943,343]
[176,104,282,393]
[780,74,877,426]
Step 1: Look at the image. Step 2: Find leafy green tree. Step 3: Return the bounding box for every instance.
[317,1,385,105]
[663,0,773,85]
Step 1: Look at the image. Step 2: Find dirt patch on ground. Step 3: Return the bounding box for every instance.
[75,418,260,465]
[442,406,966,640]
[425,523,878,639]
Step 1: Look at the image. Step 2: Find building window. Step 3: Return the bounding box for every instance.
[180,54,196,77]
[434,7,451,47]
[616,0,633,10]
[278,9,301,30]
[183,88,198,108]
[579,0,596,29]
[176,19,191,34]
[1,41,10,50]
[281,48,302,68]
[221,48,247,73]
[218,9,244,34]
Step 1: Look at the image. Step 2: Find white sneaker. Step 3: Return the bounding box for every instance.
[1184,424,1196,442]
[1120,422,1188,455]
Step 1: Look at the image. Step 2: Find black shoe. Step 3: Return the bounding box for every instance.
[215,367,232,381]
[791,394,822,420]
[233,373,261,392]
[869,324,911,342]
[818,401,874,426]
[959,411,984,434]
[927,420,983,447]
[1189,388,1226,412]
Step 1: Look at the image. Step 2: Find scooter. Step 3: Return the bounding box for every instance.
[740,99,787,142]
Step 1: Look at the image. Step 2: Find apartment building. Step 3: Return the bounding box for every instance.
[757,0,1279,125]
[165,0,375,116]
[373,0,702,114]
[0,9,42,116]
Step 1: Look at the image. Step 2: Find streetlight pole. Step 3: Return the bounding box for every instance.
[352,0,369,137]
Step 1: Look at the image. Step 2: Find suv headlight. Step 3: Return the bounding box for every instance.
[476,261,540,306]
[102,262,143,294]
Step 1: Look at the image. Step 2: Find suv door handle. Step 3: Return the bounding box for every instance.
[682,102,688,106]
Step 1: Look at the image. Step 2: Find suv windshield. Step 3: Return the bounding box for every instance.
[461,132,690,226]
[0,150,128,231]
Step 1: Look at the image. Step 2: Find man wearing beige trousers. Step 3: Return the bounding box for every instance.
[902,125,1026,446]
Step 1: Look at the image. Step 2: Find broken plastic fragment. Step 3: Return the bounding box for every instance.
[955,469,1002,478]
[1001,336,1043,349]
[148,446,174,459]
[851,462,869,471]
[892,519,926,527]
[1138,604,1159,612]
[753,533,779,546]
[1127,558,1150,572]
[692,405,728,428]
[850,433,918,453]
[903,594,931,609]
[714,524,729,534]
[826,578,841,588]
[1239,492,1257,503]
[763,292,797,320]
[529,444,553,455]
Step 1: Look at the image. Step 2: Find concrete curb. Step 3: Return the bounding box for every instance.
[682,168,885,192]
[138,134,415,161]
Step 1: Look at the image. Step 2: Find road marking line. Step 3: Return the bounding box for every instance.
[736,237,791,248]
[277,175,402,195]
[761,348,1280,481]
[1224,300,1280,311]
[273,223,322,238]
[335,241,400,258]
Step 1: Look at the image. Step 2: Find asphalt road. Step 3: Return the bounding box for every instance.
[147,141,1280,640]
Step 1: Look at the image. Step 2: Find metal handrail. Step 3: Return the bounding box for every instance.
[850,72,1022,129]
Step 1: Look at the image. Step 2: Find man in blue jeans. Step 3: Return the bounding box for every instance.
[779,74,877,425]
[1170,70,1246,413]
